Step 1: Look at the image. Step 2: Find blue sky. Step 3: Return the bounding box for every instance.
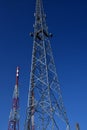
[0,0,87,130]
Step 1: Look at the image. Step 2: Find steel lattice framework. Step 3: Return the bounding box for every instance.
[25,0,70,130]
[8,67,20,130]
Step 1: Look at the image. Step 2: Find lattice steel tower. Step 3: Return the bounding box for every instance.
[25,0,70,130]
[8,67,20,130]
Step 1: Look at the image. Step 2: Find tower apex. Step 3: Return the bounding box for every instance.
[16,66,20,86]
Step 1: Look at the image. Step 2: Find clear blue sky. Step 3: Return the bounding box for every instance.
[0,0,87,130]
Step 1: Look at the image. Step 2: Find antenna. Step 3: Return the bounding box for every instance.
[8,67,20,130]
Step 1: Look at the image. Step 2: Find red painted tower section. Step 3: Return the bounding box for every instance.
[8,67,20,130]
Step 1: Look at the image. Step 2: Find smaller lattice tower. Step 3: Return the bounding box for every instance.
[8,67,20,130]
[76,123,80,130]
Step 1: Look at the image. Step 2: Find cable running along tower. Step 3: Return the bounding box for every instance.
[25,0,70,129]
[8,67,20,130]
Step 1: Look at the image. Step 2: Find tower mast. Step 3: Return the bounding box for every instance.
[8,67,20,130]
[25,0,70,129]
[76,123,80,130]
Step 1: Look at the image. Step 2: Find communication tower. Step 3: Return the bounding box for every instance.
[8,67,20,130]
[25,0,70,130]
